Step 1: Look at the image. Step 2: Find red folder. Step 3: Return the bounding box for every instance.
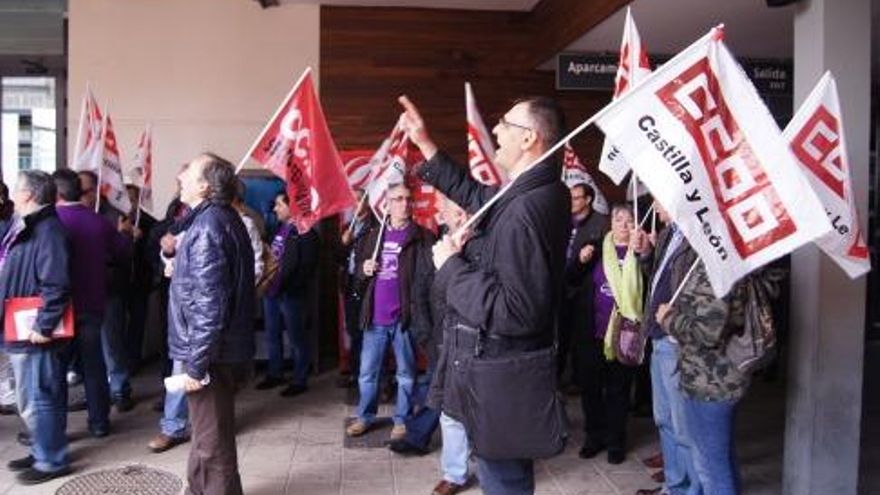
[3,297,74,342]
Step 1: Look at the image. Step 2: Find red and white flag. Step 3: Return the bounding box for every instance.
[98,115,133,214]
[466,82,505,186]
[129,125,154,215]
[242,68,355,233]
[783,72,870,278]
[562,143,609,214]
[598,7,653,185]
[594,26,832,297]
[365,120,410,220]
[341,149,374,192]
[71,85,104,172]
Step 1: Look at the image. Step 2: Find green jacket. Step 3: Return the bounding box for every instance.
[661,262,750,402]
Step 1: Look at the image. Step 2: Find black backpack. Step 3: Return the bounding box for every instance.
[725,267,786,373]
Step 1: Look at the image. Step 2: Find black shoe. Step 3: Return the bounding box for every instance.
[578,440,606,459]
[7,455,34,472]
[280,384,308,397]
[17,431,32,447]
[90,426,110,438]
[114,396,135,413]
[255,376,285,390]
[16,466,71,485]
[387,438,428,456]
[0,403,17,415]
[607,449,625,465]
[151,397,165,413]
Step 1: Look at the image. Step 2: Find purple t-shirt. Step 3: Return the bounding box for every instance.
[372,225,410,326]
[592,244,628,339]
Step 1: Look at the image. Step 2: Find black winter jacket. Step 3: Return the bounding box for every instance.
[167,201,256,380]
[0,206,71,353]
[274,226,319,296]
[420,151,570,418]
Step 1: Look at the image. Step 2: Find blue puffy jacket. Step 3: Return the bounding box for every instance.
[167,201,256,380]
[0,206,71,353]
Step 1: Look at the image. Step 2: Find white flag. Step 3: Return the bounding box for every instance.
[594,26,832,298]
[783,72,870,278]
[562,143,609,214]
[597,7,652,185]
[98,114,133,214]
[129,125,154,214]
[365,120,408,220]
[71,86,104,172]
[466,82,506,186]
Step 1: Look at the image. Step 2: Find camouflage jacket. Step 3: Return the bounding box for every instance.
[661,262,749,402]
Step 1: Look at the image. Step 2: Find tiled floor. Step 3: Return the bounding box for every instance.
[0,361,795,495]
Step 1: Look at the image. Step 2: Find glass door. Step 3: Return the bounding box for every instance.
[1,76,58,186]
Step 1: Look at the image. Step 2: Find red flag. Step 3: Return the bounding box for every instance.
[466,82,506,186]
[99,115,132,214]
[244,68,354,233]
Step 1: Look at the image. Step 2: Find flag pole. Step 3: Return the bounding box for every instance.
[345,193,369,237]
[668,258,701,306]
[632,173,640,226]
[638,203,654,230]
[134,186,144,228]
[370,210,389,262]
[236,67,312,174]
[71,82,90,169]
[651,208,657,235]
[95,112,107,214]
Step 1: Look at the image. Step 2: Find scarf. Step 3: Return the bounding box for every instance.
[601,232,644,359]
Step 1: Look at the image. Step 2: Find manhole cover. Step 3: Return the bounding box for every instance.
[56,465,183,495]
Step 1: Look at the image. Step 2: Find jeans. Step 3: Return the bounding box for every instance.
[70,311,111,433]
[651,337,702,495]
[475,457,533,495]
[0,350,15,406]
[356,322,415,425]
[263,292,310,386]
[683,396,740,495]
[440,412,470,485]
[160,360,190,439]
[102,296,132,400]
[10,348,69,473]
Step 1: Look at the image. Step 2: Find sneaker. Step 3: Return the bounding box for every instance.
[148,433,189,453]
[346,420,370,437]
[16,466,71,485]
[390,424,407,442]
[280,384,308,397]
[255,376,285,390]
[7,455,34,472]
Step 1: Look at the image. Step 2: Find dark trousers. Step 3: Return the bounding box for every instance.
[186,364,244,495]
[576,336,635,452]
[68,312,110,433]
[476,457,534,495]
[344,293,363,376]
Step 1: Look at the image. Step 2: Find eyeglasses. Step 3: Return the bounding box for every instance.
[389,196,412,203]
[498,116,533,132]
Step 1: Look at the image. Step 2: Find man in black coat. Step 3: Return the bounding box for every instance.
[400,95,570,494]
[168,153,255,495]
[560,183,609,381]
[0,170,72,484]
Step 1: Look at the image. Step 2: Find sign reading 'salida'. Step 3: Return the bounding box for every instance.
[557,52,792,96]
